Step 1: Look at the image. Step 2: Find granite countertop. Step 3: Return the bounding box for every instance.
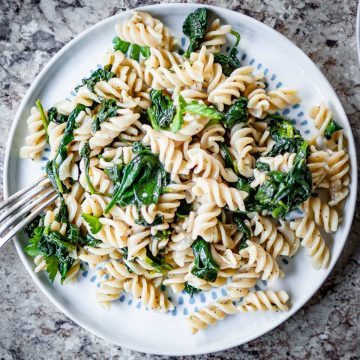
[0,0,359,359]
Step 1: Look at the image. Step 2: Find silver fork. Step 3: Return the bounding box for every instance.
[0,175,58,248]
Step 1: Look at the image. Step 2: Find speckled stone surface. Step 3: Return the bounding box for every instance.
[0,0,359,359]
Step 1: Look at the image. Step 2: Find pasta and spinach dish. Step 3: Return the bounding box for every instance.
[20,8,350,333]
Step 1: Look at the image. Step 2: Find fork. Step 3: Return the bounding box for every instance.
[0,175,58,248]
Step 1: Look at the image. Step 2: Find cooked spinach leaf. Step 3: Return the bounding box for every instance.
[113,36,130,53]
[145,249,173,274]
[184,282,201,297]
[222,97,248,129]
[324,119,343,140]
[255,141,312,218]
[35,99,49,139]
[135,214,164,227]
[82,213,103,234]
[220,143,238,173]
[255,161,270,172]
[183,8,208,57]
[266,114,303,156]
[55,197,69,224]
[191,237,219,282]
[104,164,123,184]
[80,143,97,194]
[175,199,193,219]
[214,30,241,76]
[76,65,115,93]
[112,36,150,60]
[47,107,68,124]
[46,104,87,196]
[92,98,119,133]
[105,146,170,212]
[180,96,223,120]
[148,90,176,130]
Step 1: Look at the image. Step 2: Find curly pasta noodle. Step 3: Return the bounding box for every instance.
[267,88,300,113]
[20,107,47,160]
[208,66,255,110]
[290,216,330,269]
[326,149,350,207]
[145,59,205,91]
[192,201,221,242]
[307,146,329,189]
[301,197,339,233]
[258,153,296,173]
[116,11,174,50]
[226,266,261,299]
[79,243,122,269]
[192,178,247,211]
[230,124,256,177]
[161,112,209,142]
[187,297,238,334]
[199,123,225,153]
[189,46,225,92]
[123,276,174,312]
[247,88,270,119]
[239,241,282,285]
[309,102,332,137]
[89,109,140,149]
[201,19,232,53]
[250,214,290,258]
[142,124,189,181]
[145,47,184,69]
[237,290,289,313]
[186,147,238,183]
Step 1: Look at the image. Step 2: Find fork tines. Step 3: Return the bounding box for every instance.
[0,175,58,248]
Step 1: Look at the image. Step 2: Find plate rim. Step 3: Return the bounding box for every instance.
[3,3,358,356]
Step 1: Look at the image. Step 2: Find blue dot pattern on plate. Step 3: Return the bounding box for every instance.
[36,49,312,317]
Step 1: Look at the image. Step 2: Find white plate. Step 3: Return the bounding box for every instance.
[3,3,358,356]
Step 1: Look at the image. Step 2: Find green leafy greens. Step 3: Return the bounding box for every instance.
[35,99,49,139]
[105,144,170,212]
[82,213,103,234]
[183,8,208,57]
[266,115,304,156]
[76,65,115,93]
[254,141,312,218]
[184,282,201,297]
[148,90,176,130]
[213,30,241,76]
[80,143,97,195]
[191,237,219,282]
[92,98,119,133]
[24,216,96,283]
[47,107,68,124]
[324,119,343,140]
[112,36,150,61]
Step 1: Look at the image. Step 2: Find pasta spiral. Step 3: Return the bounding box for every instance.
[301,197,339,233]
[142,124,189,181]
[208,66,256,111]
[116,11,174,50]
[237,290,289,313]
[186,148,238,183]
[192,178,248,211]
[19,107,47,160]
[123,276,174,312]
[187,297,238,334]
[290,216,330,269]
[239,241,282,285]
